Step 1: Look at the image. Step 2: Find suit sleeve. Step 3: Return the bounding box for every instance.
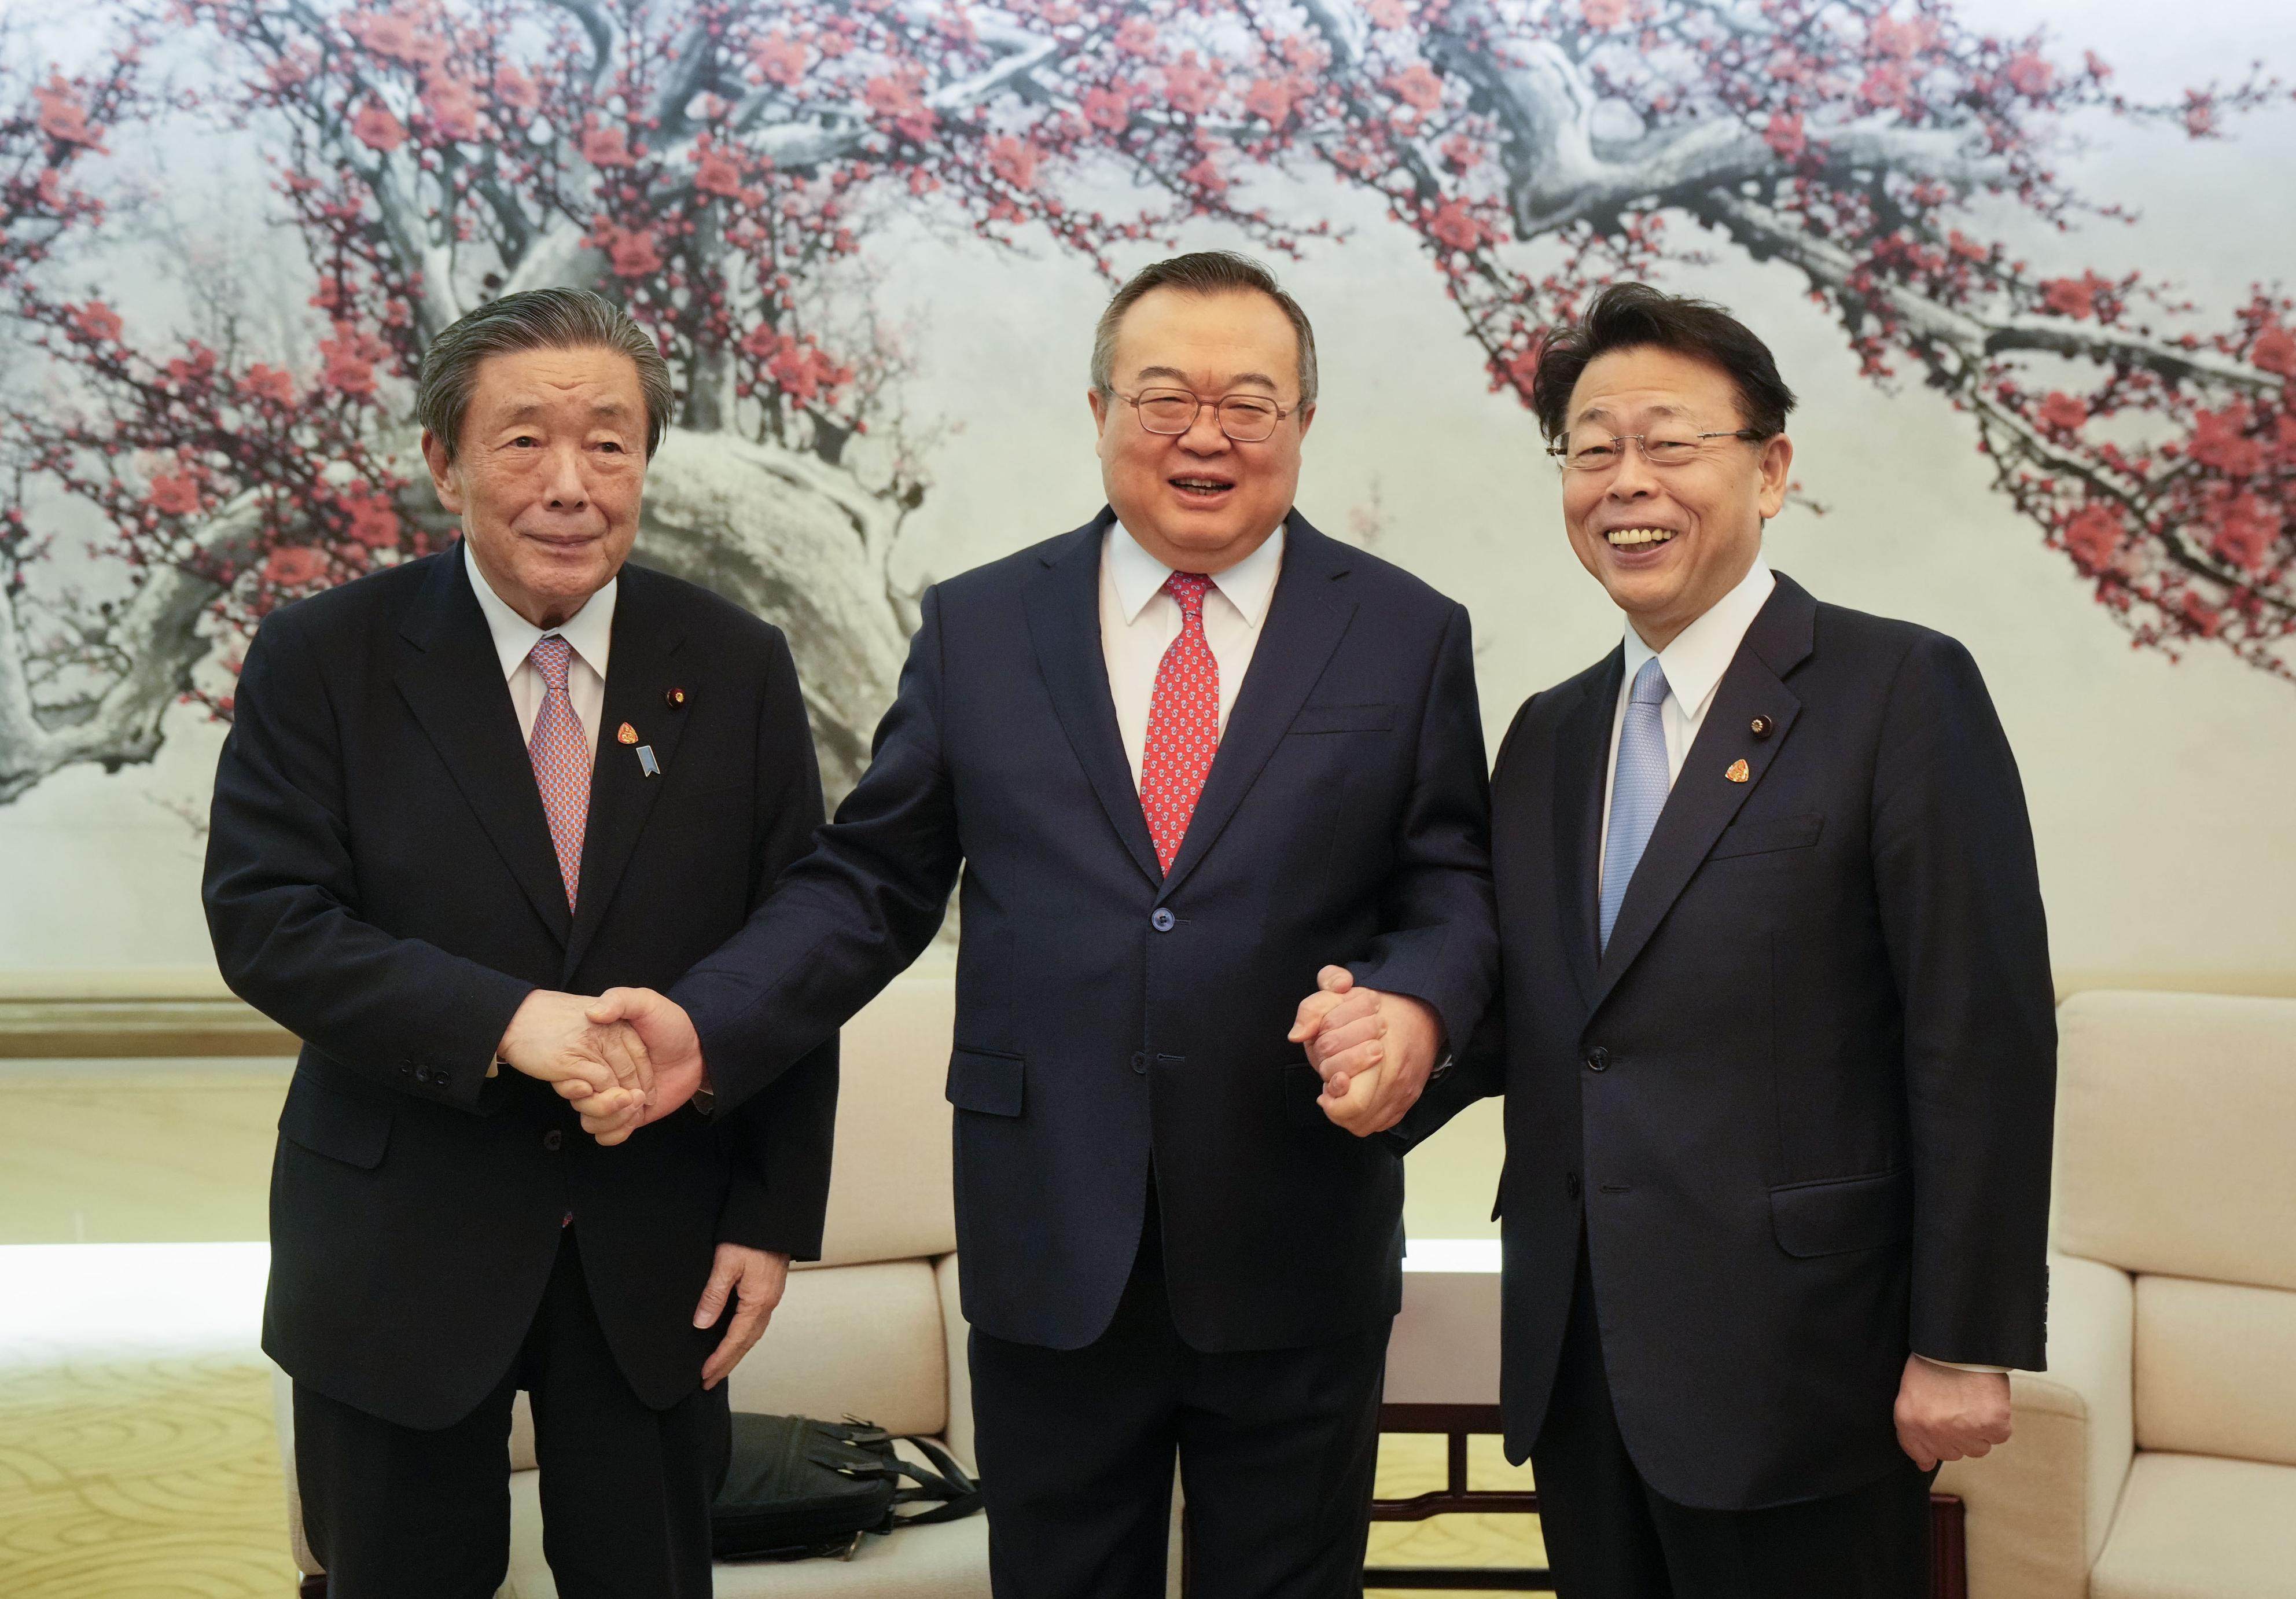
[1871,633,2056,1370]
[202,612,534,1111]
[671,585,964,1113]
[1344,601,1500,1054]
[712,629,839,1258]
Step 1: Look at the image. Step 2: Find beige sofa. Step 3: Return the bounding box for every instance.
[277,976,996,1597]
[1937,991,2296,1599]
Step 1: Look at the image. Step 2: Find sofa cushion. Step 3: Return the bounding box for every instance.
[2089,1452,2296,1599]
[723,1259,948,1439]
[806,977,959,1269]
[2055,993,2296,1291]
[2133,1274,2296,1466]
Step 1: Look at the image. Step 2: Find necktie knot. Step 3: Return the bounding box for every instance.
[1629,656,1669,708]
[529,633,572,692]
[1164,571,1213,620]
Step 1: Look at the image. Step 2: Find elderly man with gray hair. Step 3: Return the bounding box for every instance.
[203,286,837,1597]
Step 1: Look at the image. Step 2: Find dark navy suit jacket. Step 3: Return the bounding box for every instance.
[204,548,837,1429]
[675,508,1499,1352]
[1399,574,2056,1510]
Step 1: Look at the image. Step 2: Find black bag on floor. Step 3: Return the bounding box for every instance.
[709,1412,983,1562]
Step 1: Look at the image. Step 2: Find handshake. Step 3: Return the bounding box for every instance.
[503,963,1439,1146]
[495,986,709,1145]
[1289,965,1445,1138]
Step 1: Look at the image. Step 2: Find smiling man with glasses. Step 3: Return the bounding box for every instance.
[1360,282,2058,1598]
[575,251,1499,1597]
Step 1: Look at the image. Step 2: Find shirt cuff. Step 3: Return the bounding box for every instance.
[1915,1354,2011,1375]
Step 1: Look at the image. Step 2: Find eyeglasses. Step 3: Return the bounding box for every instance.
[1113,387,1298,444]
[1548,429,1769,473]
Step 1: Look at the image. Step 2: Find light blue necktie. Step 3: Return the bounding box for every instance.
[1599,657,1672,951]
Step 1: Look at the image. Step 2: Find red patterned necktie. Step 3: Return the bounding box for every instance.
[1139,571,1220,875]
[527,634,590,910]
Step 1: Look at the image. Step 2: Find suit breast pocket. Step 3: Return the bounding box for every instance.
[278,1074,392,1171]
[1709,813,1824,861]
[1286,701,1397,736]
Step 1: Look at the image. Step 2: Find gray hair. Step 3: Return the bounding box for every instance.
[1090,251,1319,410]
[417,287,675,461]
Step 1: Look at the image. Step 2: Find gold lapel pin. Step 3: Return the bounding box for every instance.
[664,686,688,710]
[1750,715,1773,738]
[1725,758,1750,784]
[616,722,639,745]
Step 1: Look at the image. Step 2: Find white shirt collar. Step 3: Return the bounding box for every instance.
[1106,517,1286,628]
[1620,556,1776,720]
[464,541,616,683]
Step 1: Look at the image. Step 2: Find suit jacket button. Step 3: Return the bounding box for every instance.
[1566,1172,1583,1199]
[1584,1047,1609,1072]
[1131,1052,1147,1076]
[398,1062,414,1076]
[1150,908,1176,932]
[414,1065,432,1083]
[543,1130,563,1152]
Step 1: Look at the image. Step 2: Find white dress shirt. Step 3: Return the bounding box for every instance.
[1592,553,2004,1376]
[465,542,616,758]
[1099,519,1285,789]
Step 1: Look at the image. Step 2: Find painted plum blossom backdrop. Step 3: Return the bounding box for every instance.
[0,0,2291,982]
[2,0,2290,812]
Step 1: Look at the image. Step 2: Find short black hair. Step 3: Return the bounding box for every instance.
[1092,251,1318,407]
[1529,282,1796,444]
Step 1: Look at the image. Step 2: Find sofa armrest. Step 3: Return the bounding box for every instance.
[934,1253,974,1477]
[1937,1251,2134,1599]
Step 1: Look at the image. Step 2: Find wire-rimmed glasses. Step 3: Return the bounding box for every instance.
[1113,387,1299,444]
[1548,428,1768,472]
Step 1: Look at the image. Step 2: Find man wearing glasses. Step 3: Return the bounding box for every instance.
[576,251,1498,1597]
[1348,283,2056,1596]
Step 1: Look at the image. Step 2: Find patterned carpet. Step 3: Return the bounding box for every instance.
[0,1352,297,1598]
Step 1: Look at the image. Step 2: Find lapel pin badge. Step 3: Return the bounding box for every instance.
[616,722,638,745]
[636,744,661,778]
[1750,715,1773,738]
[1725,758,1751,784]
[664,686,688,710]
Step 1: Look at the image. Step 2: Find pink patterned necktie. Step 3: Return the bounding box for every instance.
[527,634,590,911]
[1139,571,1220,875]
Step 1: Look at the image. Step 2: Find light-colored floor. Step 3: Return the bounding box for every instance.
[0,1061,1530,1596]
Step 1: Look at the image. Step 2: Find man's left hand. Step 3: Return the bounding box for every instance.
[1289,966,1443,1136]
[1894,1355,2012,1471]
[566,988,708,1144]
[695,1243,792,1391]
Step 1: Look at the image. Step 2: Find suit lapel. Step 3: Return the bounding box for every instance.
[1588,575,1817,1016]
[1551,651,1620,1010]
[562,564,690,976]
[1158,513,1356,902]
[1023,513,1162,889]
[395,546,573,946]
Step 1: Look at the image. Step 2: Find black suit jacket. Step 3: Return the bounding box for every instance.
[671,509,1499,1352]
[1399,573,2055,1510]
[204,546,836,1431]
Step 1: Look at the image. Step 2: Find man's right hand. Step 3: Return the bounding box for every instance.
[496,990,654,1118]
[571,987,708,1145]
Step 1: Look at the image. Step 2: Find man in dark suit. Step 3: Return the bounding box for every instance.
[1326,284,2056,1596]
[203,288,835,1598]
[578,251,1499,1597]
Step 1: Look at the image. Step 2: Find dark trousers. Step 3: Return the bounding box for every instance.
[293,1227,731,1599]
[968,1192,1392,1599]
[1532,1243,1933,1599]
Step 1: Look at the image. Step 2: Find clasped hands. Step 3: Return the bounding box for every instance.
[495,987,781,1388]
[1289,965,1443,1137]
[496,986,707,1144]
